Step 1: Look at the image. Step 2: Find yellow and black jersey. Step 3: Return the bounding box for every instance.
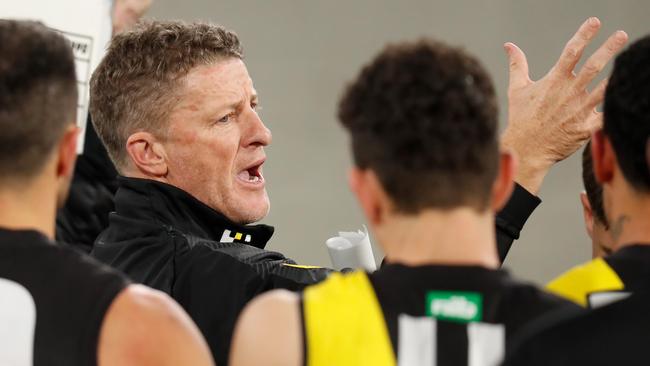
[300,264,575,366]
[546,245,650,308]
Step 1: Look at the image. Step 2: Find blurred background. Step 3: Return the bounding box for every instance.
[146,0,649,285]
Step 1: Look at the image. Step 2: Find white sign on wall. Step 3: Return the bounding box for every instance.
[1,0,114,153]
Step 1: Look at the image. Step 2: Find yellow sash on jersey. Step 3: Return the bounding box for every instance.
[303,271,395,366]
[546,257,624,307]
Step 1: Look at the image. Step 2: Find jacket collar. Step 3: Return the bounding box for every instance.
[114,176,274,249]
[612,244,650,261]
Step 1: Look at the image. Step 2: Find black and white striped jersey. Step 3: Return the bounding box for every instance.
[301,263,577,365]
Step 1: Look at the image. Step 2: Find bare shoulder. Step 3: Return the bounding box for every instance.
[230,289,302,366]
[247,289,301,318]
[98,284,214,366]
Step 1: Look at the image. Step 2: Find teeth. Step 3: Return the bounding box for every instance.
[238,168,262,183]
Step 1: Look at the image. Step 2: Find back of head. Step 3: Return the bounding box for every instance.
[90,20,243,171]
[338,40,499,212]
[0,20,77,185]
[603,35,650,192]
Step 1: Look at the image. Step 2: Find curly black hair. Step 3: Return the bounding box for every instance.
[338,39,499,213]
[604,35,650,192]
[0,20,77,182]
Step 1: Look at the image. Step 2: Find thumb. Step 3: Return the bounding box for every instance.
[504,42,530,90]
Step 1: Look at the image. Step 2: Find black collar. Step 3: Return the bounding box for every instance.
[0,227,52,247]
[114,176,274,249]
[611,244,650,261]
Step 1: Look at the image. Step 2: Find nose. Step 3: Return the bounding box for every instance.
[242,108,272,148]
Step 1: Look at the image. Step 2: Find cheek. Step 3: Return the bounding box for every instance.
[169,127,241,184]
[204,136,238,171]
[187,134,240,189]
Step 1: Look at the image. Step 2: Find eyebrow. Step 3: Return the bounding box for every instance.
[218,92,258,114]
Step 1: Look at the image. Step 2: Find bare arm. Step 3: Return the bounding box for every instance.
[230,290,303,366]
[502,17,628,194]
[98,284,215,366]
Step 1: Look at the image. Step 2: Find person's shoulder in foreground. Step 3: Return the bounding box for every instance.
[504,291,650,366]
[229,17,622,366]
[0,19,213,366]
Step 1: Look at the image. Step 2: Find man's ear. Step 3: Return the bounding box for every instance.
[491,150,516,212]
[56,125,80,180]
[348,168,387,226]
[126,132,168,178]
[580,191,594,239]
[592,130,615,185]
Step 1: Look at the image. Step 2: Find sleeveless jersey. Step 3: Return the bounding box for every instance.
[0,228,127,366]
[301,264,574,366]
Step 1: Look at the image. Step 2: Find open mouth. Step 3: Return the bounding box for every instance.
[237,161,264,184]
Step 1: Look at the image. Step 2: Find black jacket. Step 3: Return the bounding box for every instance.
[56,117,118,253]
[91,177,333,365]
[91,177,539,365]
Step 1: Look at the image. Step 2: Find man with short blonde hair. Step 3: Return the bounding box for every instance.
[90,20,333,365]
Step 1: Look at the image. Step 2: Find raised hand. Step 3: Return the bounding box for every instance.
[501,17,628,194]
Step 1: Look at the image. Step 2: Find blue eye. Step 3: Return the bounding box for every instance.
[218,114,231,123]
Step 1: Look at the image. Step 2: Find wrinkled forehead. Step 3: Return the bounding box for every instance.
[178,58,256,105]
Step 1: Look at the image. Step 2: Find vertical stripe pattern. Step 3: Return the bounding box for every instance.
[467,322,505,366]
[398,314,436,366]
[397,315,505,366]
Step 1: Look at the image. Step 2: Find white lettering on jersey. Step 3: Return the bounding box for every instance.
[0,278,36,366]
[431,296,479,320]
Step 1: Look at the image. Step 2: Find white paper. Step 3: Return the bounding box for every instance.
[326,225,377,272]
[1,0,114,153]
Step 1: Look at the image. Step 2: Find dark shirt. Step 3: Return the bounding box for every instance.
[505,243,650,366]
[495,184,541,261]
[504,291,650,366]
[601,244,650,292]
[0,228,127,366]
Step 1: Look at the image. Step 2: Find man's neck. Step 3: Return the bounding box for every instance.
[608,186,650,251]
[0,178,57,240]
[377,207,500,269]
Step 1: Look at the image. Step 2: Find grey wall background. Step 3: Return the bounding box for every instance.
[148,0,650,285]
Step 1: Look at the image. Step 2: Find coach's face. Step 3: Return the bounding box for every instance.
[164,58,271,224]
